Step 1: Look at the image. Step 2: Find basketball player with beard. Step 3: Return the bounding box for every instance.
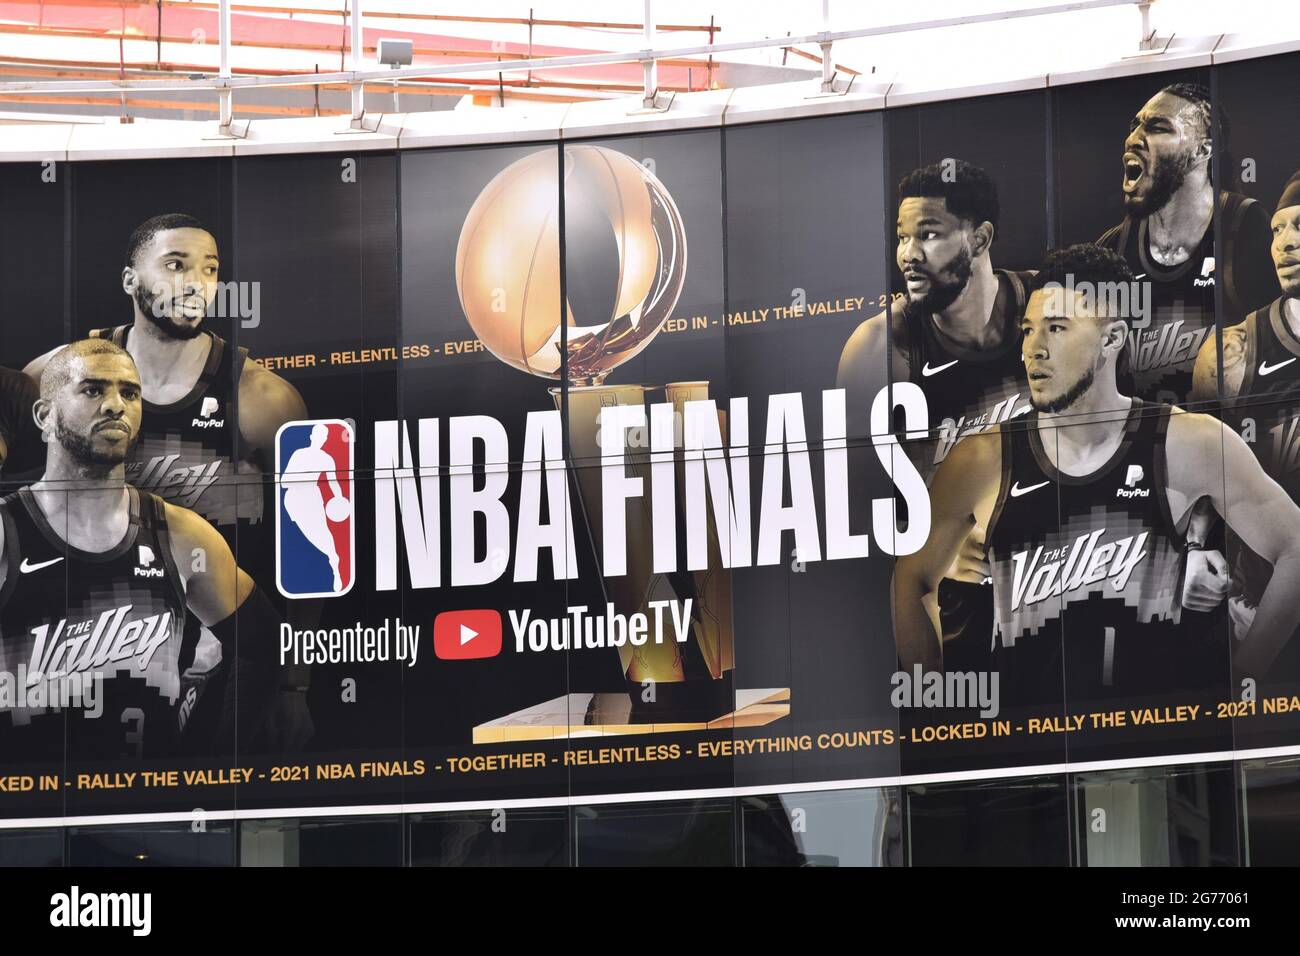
[24,214,311,751]
[1097,82,1279,405]
[0,339,279,759]
[839,160,1033,671]
[1191,170,1300,678]
[894,245,1300,711]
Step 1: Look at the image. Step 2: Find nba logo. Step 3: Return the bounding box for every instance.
[275,419,355,599]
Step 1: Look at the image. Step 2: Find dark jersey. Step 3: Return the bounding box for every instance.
[90,326,257,529]
[0,366,41,477]
[1098,191,1279,405]
[0,486,187,759]
[986,400,1186,705]
[1224,298,1300,606]
[905,269,1034,476]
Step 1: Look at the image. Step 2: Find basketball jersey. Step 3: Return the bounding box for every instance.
[0,486,187,759]
[90,326,258,529]
[905,269,1034,477]
[1224,298,1300,606]
[985,401,1185,704]
[1098,192,1257,405]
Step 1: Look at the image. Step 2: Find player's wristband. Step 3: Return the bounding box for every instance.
[207,584,281,667]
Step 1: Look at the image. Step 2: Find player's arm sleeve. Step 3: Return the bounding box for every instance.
[207,587,282,748]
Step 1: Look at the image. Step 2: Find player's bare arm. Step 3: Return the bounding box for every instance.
[1166,410,1300,676]
[238,360,308,467]
[163,500,254,625]
[892,428,1003,670]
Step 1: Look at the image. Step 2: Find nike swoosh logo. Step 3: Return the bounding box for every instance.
[921,359,959,377]
[20,556,64,574]
[1010,480,1050,498]
[1260,358,1298,376]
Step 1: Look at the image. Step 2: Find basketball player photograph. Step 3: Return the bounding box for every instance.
[893,244,1300,712]
[23,213,313,752]
[838,160,1033,672]
[1096,82,1279,405]
[0,339,280,760]
[1191,170,1300,677]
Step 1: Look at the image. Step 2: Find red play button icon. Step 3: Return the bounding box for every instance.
[433,609,502,660]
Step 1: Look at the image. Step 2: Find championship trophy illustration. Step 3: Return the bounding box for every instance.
[455,144,789,741]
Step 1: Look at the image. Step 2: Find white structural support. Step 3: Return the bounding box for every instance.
[642,0,657,110]
[0,0,1141,99]
[350,0,365,126]
[820,0,835,93]
[217,0,232,129]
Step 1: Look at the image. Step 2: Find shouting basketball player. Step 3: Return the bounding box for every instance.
[1097,82,1278,405]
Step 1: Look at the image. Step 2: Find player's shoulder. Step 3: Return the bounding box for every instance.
[838,302,909,378]
[1164,404,1226,449]
[157,496,214,545]
[237,358,308,451]
[0,365,37,400]
[940,424,1003,473]
[239,358,305,414]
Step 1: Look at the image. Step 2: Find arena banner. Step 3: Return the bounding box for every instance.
[3,53,1300,825]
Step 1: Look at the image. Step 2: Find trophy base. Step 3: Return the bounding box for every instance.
[473,688,791,744]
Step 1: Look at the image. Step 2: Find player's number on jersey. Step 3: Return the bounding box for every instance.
[121,707,145,759]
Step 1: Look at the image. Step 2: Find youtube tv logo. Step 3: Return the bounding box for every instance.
[434,609,502,660]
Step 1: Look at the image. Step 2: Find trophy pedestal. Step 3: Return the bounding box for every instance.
[473,688,791,743]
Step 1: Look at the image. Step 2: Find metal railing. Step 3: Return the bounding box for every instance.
[0,0,1145,132]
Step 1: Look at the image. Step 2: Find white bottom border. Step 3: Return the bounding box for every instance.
[2,742,1299,830]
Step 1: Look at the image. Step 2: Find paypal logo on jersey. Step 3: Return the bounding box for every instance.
[275,420,355,599]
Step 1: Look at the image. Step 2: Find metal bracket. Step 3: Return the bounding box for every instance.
[1123,31,1175,58]
[206,117,249,140]
[629,90,674,115]
[804,71,856,99]
[340,111,383,133]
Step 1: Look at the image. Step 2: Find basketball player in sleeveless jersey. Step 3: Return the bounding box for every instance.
[894,245,1300,717]
[839,161,1033,671]
[0,339,280,760]
[1192,170,1300,684]
[23,214,311,750]
[1096,82,1278,405]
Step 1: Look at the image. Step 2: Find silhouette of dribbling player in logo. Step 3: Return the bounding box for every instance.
[281,423,350,593]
